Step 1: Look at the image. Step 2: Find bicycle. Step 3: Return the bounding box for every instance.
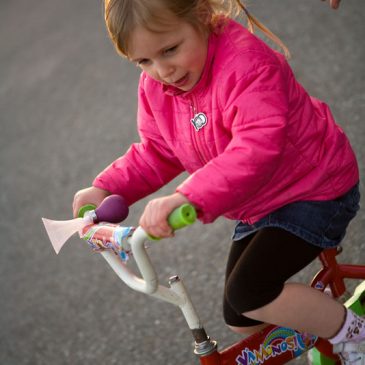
[71,195,365,365]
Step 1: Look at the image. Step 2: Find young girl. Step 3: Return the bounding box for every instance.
[73,1,362,362]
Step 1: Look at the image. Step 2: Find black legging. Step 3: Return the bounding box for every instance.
[223,227,323,327]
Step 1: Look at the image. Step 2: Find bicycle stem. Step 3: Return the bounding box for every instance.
[168,275,218,356]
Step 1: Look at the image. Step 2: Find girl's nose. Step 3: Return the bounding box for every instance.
[155,61,174,81]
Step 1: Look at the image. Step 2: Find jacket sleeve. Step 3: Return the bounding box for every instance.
[93,77,184,206]
[176,63,289,223]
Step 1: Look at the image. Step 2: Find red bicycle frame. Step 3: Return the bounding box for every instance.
[196,247,365,365]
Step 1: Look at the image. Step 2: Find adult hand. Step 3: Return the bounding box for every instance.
[139,192,191,238]
[321,0,342,9]
[73,186,110,217]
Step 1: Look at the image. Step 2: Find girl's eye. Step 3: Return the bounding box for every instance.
[164,45,178,55]
[134,44,179,66]
[136,59,150,66]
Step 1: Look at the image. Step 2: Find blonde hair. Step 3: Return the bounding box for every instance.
[104,0,290,58]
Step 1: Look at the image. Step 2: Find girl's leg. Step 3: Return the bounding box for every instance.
[225,227,345,338]
[244,282,345,338]
[223,232,270,335]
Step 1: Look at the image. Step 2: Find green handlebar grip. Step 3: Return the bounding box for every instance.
[168,204,197,229]
[78,204,97,218]
[148,204,197,240]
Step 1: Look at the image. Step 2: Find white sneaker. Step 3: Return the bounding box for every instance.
[334,342,365,365]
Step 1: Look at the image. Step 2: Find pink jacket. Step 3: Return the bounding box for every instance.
[94,19,359,224]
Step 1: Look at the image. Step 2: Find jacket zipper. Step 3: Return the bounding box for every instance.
[190,96,253,224]
[190,95,207,165]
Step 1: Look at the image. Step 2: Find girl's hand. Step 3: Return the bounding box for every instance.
[73,186,110,218]
[139,193,191,238]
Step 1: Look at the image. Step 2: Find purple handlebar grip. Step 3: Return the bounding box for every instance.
[94,195,129,223]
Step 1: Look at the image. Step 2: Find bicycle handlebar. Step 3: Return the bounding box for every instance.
[79,202,197,296]
[78,201,213,345]
[100,227,159,294]
[133,202,196,292]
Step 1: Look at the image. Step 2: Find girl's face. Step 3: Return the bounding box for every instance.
[128,19,209,91]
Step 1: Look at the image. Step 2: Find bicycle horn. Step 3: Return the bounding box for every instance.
[42,195,129,254]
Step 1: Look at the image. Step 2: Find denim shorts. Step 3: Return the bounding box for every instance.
[232,183,361,249]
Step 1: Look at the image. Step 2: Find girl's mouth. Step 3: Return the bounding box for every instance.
[171,73,189,88]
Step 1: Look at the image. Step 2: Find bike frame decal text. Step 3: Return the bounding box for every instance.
[235,327,317,365]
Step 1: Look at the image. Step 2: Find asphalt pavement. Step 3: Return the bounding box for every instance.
[1,1,364,364]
